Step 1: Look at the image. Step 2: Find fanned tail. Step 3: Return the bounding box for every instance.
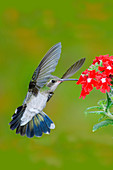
[9,108,55,138]
[26,112,55,138]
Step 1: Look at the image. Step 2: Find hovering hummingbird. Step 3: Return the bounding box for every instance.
[9,42,85,138]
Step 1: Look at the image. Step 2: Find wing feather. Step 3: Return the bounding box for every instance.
[31,42,61,88]
[61,58,85,79]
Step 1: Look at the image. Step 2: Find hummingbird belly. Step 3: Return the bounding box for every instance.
[20,92,48,126]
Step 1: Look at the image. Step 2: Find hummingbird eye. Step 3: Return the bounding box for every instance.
[51,80,56,83]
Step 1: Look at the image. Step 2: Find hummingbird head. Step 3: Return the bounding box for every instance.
[46,76,61,92]
[46,57,86,93]
[46,76,78,92]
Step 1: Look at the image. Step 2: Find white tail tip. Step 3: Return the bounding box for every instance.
[50,123,55,129]
[45,131,50,134]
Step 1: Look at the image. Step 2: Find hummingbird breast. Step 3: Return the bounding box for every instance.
[20,91,49,126]
[27,92,48,111]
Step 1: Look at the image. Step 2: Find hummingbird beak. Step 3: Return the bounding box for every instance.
[59,78,78,82]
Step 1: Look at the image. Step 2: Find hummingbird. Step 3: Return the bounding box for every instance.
[9,42,85,138]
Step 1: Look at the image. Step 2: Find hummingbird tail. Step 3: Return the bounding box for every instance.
[9,108,55,138]
[25,112,55,138]
[9,105,27,135]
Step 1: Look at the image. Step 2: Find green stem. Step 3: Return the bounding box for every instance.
[104,110,113,119]
[105,92,113,119]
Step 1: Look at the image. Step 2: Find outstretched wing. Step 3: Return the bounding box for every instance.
[61,58,85,79]
[29,43,62,90]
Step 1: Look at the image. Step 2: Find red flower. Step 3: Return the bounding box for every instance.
[79,88,89,99]
[77,54,113,99]
[77,70,98,99]
[96,73,112,93]
[92,54,109,65]
[98,60,113,76]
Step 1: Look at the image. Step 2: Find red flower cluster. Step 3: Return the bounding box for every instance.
[77,55,113,99]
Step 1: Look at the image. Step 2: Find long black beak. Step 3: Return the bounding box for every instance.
[60,78,78,82]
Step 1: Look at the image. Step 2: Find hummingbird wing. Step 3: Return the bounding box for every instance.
[30,42,61,89]
[61,58,85,79]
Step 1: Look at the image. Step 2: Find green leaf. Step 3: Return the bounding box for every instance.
[85,111,105,115]
[98,99,106,107]
[86,106,102,110]
[85,106,104,115]
[92,119,113,132]
[98,115,106,121]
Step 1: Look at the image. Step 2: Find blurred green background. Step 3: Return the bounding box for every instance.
[1,0,113,169]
